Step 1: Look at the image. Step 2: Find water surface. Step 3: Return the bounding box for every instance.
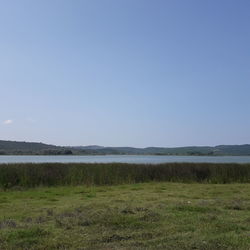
[0,155,250,164]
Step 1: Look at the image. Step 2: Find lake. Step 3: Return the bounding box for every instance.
[0,155,250,164]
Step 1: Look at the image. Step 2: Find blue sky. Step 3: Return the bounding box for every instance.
[0,0,249,147]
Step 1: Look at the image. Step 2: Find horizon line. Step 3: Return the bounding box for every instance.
[1,139,250,149]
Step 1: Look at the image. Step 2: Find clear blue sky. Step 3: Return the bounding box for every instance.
[0,0,249,147]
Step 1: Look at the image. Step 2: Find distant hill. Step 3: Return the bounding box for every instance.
[0,140,72,155]
[0,140,250,156]
[76,145,250,156]
[72,145,105,150]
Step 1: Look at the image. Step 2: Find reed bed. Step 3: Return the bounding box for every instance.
[0,162,250,188]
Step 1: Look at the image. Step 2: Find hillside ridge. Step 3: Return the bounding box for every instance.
[0,140,250,155]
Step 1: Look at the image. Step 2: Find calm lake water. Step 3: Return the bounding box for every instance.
[0,155,250,164]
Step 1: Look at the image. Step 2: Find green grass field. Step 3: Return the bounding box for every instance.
[1,182,250,249]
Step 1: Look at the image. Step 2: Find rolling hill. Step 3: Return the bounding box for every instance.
[0,140,250,155]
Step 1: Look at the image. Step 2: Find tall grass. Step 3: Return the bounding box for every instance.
[0,162,250,188]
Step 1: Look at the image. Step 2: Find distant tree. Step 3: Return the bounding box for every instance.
[64,150,73,155]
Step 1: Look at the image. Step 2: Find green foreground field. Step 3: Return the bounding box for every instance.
[1,182,250,249]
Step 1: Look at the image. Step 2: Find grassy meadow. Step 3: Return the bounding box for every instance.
[1,183,250,249]
[0,163,250,249]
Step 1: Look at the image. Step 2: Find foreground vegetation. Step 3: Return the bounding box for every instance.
[1,163,250,189]
[1,163,250,249]
[0,182,250,249]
